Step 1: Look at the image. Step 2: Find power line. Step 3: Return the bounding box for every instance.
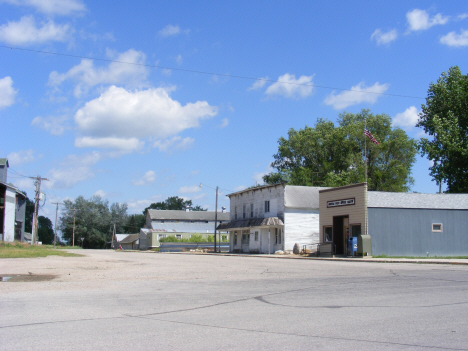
[0,45,425,100]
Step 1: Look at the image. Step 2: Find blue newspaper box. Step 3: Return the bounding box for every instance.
[347,237,358,256]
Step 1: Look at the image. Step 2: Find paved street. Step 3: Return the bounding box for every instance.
[1,250,468,350]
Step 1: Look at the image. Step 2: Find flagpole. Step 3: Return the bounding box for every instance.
[364,117,367,184]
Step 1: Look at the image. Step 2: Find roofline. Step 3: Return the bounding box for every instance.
[226,182,287,197]
[319,183,367,193]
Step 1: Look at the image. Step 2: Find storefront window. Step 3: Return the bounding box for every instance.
[323,226,332,242]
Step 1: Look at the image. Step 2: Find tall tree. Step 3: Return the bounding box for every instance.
[20,192,35,233]
[37,216,54,245]
[417,66,468,193]
[264,110,417,192]
[142,196,207,215]
[59,196,127,248]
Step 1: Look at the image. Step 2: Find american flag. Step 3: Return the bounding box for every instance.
[365,128,379,144]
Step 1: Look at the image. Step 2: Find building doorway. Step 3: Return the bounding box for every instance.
[333,215,349,255]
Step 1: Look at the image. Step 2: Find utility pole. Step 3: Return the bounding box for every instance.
[214,186,218,253]
[51,202,64,249]
[70,209,77,247]
[29,175,49,245]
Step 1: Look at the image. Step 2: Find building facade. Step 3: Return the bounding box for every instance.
[319,183,468,257]
[0,158,27,242]
[140,209,230,249]
[217,183,328,254]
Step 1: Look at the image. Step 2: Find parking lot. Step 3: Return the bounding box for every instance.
[1,250,468,350]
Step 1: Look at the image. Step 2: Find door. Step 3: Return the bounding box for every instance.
[333,216,348,255]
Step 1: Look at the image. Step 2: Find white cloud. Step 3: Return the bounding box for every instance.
[371,29,397,45]
[178,185,201,194]
[47,152,101,189]
[31,115,69,135]
[406,9,449,31]
[233,185,247,192]
[190,170,199,175]
[133,170,156,186]
[218,118,229,129]
[0,76,17,109]
[323,81,389,110]
[127,195,162,214]
[440,29,468,47]
[247,77,269,91]
[458,14,468,21]
[0,16,72,45]
[158,24,189,37]
[75,137,144,153]
[94,189,107,198]
[2,0,86,16]
[74,85,216,152]
[393,106,420,130]
[48,49,148,97]
[176,54,183,65]
[7,149,39,166]
[265,73,314,99]
[153,136,195,152]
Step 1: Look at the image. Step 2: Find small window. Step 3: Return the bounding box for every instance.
[158,234,167,239]
[255,231,259,241]
[242,234,249,245]
[323,226,332,242]
[432,223,443,232]
[243,204,246,219]
[235,206,237,220]
[351,224,361,237]
[176,234,182,240]
[265,200,270,213]
[250,204,254,218]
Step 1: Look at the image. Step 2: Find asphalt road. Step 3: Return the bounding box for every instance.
[1,250,468,350]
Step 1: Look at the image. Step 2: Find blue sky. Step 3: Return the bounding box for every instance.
[0,0,467,222]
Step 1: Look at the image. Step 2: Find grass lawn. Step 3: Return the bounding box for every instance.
[0,242,83,259]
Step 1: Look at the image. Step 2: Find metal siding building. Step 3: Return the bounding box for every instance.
[368,191,468,256]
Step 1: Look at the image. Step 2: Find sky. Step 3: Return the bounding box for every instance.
[0,0,467,224]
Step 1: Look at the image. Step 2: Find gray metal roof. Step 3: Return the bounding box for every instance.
[368,191,468,210]
[284,185,330,209]
[148,209,230,221]
[151,221,219,233]
[217,217,284,230]
[119,234,140,244]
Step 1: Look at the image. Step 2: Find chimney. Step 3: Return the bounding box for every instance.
[185,206,190,212]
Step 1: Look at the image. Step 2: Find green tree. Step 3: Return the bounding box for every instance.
[142,196,207,215]
[124,214,146,233]
[264,110,417,192]
[37,216,54,244]
[59,196,128,248]
[417,66,468,193]
[20,192,35,233]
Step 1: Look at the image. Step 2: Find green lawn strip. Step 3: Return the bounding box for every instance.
[373,254,468,259]
[0,243,82,258]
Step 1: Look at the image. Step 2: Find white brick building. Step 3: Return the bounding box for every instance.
[217,183,328,253]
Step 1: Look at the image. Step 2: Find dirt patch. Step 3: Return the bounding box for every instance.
[0,274,57,282]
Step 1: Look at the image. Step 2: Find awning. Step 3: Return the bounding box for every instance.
[216,217,284,230]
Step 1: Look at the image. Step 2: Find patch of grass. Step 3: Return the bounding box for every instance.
[0,242,83,259]
[150,247,160,252]
[373,254,468,259]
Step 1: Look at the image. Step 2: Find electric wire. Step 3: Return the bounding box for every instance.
[1,45,425,100]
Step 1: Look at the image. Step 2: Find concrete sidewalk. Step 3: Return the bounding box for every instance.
[168,251,468,265]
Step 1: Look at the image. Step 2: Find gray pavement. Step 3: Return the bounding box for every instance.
[1,250,468,350]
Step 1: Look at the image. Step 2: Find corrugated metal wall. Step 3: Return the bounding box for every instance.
[369,208,468,256]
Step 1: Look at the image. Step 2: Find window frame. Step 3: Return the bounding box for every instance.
[432,223,443,232]
[265,200,270,213]
[323,226,333,242]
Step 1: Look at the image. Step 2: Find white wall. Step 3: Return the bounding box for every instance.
[284,208,320,252]
[4,188,16,242]
[229,185,285,221]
